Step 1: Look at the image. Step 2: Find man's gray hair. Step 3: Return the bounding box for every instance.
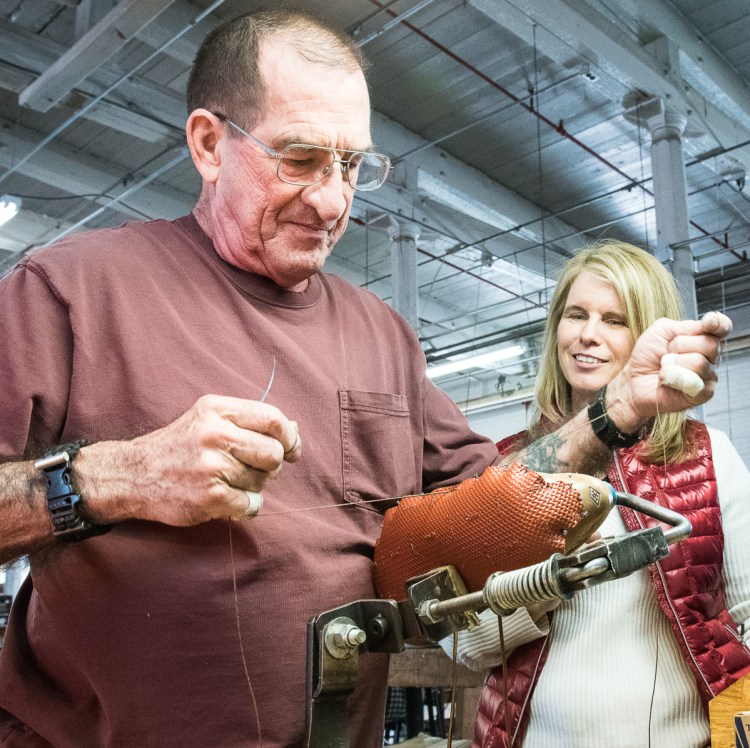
[187,9,367,130]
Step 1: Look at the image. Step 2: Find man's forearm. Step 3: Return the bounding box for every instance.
[0,393,304,556]
[510,372,650,475]
[510,407,613,475]
[0,442,132,566]
[0,460,54,565]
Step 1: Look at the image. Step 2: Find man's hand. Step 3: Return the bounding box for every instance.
[606,311,732,432]
[77,395,302,526]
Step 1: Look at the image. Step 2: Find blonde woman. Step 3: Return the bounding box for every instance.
[451,241,750,748]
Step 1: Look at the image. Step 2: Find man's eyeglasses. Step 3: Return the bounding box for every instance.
[213,113,391,192]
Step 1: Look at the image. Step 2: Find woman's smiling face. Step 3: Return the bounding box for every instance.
[557,271,636,411]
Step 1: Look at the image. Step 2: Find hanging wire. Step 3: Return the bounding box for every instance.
[719,269,733,441]
[0,145,189,278]
[43,148,190,245]
[54,141,185,227]
[462,277,484,409]
[532,23,549,306]
[419,249,448,328]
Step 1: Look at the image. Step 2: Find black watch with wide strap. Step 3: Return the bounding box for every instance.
[587,385,641,450]
[35,441,112,542]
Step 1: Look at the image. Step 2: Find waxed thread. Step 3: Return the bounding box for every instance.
[644,341,722,744]
[229,520,263,745]
[252,402,634,518]
[447,632,458,747]
[227,356,276,744]
[498,615,513,748]
[646,395,668,747]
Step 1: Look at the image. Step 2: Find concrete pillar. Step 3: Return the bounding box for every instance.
[643,98,698,319]
[388,222,420,331]
[638,98,703,418]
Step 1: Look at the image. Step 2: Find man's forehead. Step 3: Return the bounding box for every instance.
[257,40,372,151]
[258,34,366,89]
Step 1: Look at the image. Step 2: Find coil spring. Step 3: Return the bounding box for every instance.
[484,557,562,614]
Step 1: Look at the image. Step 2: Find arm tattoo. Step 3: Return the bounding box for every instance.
[514,431,572,473]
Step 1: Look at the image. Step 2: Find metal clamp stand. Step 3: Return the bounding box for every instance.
[305,599,408,748]
[304,490,691,747]
[413,490,691,635]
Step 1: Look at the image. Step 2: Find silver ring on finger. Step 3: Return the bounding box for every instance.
[244,491,264,517]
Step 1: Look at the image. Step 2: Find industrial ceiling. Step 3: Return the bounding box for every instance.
[1,0,749,410]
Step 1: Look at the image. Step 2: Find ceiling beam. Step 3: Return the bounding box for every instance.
[612,0,750,130]
[19,0,179,113]
[371,111,588,262]
[0,117,195,221]
[469,0,750,172]
[133,0,220,66]
[0,19,187,132]
[0,62,177,144]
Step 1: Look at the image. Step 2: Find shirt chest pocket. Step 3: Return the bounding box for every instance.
[339,389,418,509]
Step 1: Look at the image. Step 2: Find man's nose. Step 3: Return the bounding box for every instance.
[302,168,348,221]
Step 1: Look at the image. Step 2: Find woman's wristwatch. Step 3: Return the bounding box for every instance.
[587,385,641,450]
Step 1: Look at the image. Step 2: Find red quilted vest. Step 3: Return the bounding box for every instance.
[474,421,750,748]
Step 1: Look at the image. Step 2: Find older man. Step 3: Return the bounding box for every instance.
[0,9,730,748]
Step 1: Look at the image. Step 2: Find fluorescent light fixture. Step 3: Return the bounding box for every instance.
[427,344,524,379]
[0,195,21,227]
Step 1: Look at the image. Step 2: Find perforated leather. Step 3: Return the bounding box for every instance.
[373,462,590,599]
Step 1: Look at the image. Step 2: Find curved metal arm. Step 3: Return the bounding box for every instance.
[613,490,692,544]
[417,490,693,632]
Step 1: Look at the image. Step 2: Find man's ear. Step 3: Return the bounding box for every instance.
[186,109,222,184]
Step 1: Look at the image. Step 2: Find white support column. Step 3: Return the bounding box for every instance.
[388,222,420,331]
[643,98,698,319]
[639,98,704,418]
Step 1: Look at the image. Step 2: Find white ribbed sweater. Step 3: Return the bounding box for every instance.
[442,427,750,748]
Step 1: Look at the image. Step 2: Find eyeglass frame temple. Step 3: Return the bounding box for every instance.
[211,111,391,188]
[212,112,281,160]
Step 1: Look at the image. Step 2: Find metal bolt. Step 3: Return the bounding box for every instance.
[333,627,366,648]
[324,619,367,658]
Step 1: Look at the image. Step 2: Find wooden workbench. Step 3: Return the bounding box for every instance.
[387,646,484,741]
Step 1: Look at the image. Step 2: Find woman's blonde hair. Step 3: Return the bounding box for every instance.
[532,239,690,463]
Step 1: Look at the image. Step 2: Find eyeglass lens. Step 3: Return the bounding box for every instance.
[278,144,389,191]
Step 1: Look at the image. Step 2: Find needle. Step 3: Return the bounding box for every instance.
[260,356,276,402]
[243,356,277,518]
